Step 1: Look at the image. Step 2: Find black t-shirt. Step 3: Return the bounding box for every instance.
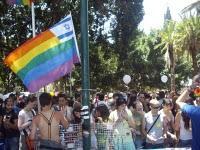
[0,106,5,138]
[2,108,20,138]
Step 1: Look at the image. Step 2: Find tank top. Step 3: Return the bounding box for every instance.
[180,116,192,140]
[38,110,60,142]
[145,112,164,144]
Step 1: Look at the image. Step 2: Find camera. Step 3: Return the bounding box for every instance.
[6,116,10,119]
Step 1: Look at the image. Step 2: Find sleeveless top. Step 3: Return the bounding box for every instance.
[145,111,164,144]
[180,115,192,140]
[38,110,60,142]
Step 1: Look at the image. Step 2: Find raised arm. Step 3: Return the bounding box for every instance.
[176,74,200,108]
[176,89,190,109]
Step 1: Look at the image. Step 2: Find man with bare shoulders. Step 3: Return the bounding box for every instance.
[30,92,69,150]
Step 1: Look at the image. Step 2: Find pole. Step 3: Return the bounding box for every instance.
[69,73,72,97]
[81,1,90,150]
[31,1,36,37]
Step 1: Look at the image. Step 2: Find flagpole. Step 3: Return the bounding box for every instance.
[31,1,36,37]
[81,1,90,149]
[31,1,40,114]
[69,72,72,97]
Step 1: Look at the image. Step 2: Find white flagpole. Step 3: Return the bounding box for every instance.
[31,1,40,113]
[31,1,36,37]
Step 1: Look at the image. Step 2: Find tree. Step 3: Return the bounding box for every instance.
[175,16,200,74]
[110,0,144,87]
[159,20,177,92]
[129,30,166,91]
[0,0,145,92]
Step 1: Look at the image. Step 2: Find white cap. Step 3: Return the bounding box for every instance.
[150,99,160,107]
[108,93,113,98]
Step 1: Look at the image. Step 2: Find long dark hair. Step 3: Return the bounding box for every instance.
[96,104,110,122]
[127,94,137,109]
[181,112,190,130]
[181,98,194,130]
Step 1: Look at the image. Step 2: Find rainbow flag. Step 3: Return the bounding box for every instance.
[6,0,32,6]
[4,14,80,92]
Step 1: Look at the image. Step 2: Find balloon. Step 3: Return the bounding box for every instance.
[161,75,168,83]
[123,75,131,84]
[180,80,184,86]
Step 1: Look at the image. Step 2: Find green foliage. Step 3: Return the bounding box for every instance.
[128,31,166,91]
[0,1,194,93]
[89,42,118,91]
[175,16,200,74]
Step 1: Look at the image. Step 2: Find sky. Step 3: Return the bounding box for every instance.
[139,0,198,33]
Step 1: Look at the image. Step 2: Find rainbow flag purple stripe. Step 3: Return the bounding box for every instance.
[4,14,80,92]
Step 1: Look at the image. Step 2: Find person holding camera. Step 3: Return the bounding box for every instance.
[176,74,200,150]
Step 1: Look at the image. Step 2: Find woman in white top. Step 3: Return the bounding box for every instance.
[18,95,37,150]
[175,99,193,148]
[109,95,136,150]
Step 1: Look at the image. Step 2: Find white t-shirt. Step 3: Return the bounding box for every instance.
[18,109,36,135]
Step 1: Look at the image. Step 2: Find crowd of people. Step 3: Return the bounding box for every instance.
[0,74,200,150]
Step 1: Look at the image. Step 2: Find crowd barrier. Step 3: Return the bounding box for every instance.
[33,123,191,150]
[59,123,135,150]
[60,124,83,150]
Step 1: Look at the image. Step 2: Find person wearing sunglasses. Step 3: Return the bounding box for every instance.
[143,99,166,149]
[176,74,200,150]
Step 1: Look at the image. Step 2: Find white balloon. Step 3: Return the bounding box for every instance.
[123,75,131,84]
[180,80,184,86]
[188,79,192,86]
[161,75,168,83]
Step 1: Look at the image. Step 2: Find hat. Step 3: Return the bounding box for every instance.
[108,93,113,98]
[149,99,160,107]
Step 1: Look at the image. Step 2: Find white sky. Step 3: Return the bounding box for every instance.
[139,0,198,33]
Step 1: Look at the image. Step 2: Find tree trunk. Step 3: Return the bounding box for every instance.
[169,45,176,92]
[190,47,198,75]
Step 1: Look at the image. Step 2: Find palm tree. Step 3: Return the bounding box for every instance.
[175,16,200,74]
[159,20,177,92]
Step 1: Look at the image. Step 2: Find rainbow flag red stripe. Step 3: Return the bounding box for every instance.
[4,14,80,92]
